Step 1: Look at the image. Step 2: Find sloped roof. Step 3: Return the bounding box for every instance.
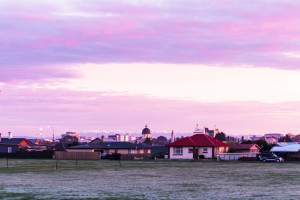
[271,144,300,152]
[0,138,30,145]
[232,144,261,150]
[68,142,151,150]
[167,134,230,147]
[28,139,40,145]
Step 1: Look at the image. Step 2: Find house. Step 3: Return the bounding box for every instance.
[0,137,31,153]
[231,144,261,153]
[271,143,300,161]
[167,134,230,159]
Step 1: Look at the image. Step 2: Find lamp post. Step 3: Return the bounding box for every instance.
[40,128,43,140]
[48,125,55,143]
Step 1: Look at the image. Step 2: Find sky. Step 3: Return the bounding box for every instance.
[1,0,300,138]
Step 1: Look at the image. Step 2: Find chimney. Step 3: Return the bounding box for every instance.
[101,135,105,142]
[8,132,13,139]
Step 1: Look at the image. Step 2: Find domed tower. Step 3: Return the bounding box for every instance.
[142,124,151,139]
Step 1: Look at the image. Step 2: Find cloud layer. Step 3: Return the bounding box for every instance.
[2,0,300,82]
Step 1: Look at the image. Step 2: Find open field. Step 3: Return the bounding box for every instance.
[0,159,299,200]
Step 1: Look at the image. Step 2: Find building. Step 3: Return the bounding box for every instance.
[0,133,31,153]
[142,124,151,139]
[271,143,300,161]
[291,134,300,142]
[105,134,137,142]
[230,144,260,153]
[167,134,230,159]
[264,133,283,140]
[193,124,219,137]
[61,132,80,144]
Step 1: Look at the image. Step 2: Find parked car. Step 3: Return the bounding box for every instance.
[259,153,284,163]
[101,153,108,159]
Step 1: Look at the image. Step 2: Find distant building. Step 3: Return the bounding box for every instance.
[104,134,136,142]
[292,134,300,142]
[61,132,80,144]
[142,124,151,139]
[193,124,219,137]
[264,133,283,140]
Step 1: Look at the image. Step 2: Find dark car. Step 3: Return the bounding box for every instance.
[259,153,284,163]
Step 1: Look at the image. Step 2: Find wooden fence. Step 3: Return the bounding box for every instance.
[54,151,101,160]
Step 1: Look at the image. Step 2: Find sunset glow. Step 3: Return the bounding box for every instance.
[1,0,300,137]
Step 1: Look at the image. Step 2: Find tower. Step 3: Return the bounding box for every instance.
[171,130,175,142]
[142,124,151,139]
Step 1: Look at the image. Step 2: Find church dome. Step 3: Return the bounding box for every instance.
[142,124,151,135]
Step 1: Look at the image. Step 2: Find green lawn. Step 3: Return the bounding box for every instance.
[0,159,299,200]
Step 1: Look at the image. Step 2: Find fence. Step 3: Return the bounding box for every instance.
[218,153,258,161]
[120,153,152,160]
[0,151,54,159]
[54,151,101,160]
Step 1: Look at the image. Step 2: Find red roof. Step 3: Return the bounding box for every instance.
[167,134,230,147]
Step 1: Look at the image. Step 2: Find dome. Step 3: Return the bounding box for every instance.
[142,124,151,135]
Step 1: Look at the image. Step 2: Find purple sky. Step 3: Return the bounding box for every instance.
[1,0,300,138]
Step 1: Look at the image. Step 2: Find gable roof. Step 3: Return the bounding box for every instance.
[28,139,40,145]
[231,144,261,150]
[0,138,31,146]
[167,134,230,147]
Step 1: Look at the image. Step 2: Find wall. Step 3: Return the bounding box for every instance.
[0,145,19,153]
[198,147,213,158]
[169,147,193,159]
[19,140,30,148]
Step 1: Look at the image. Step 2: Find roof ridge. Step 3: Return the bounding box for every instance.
[203,134,216,146]
[187,136,196,146]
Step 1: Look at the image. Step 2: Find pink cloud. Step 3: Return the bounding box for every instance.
[1,0,300,81]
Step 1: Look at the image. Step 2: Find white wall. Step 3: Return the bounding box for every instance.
[198,147,213,158]
[169,147,194,159]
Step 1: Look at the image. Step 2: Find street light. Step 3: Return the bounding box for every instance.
[40,128,43,140]
[48,125,55,143]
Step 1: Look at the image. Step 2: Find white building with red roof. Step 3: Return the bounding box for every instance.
[167,134,230,159]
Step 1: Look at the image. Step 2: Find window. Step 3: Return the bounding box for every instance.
[203,148,208,153]
[188,148,193,153]
[173,147,183,155]
[8,147,12,153]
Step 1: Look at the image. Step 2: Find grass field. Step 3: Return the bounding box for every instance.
[0,159,299,200]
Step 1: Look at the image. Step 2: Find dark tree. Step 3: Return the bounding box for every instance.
[241,140,252,144]
[215,132,226,141]
[143,138,152,146]
[156,136,168,142]
[278,134,292,142]
[254,139,273,152]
